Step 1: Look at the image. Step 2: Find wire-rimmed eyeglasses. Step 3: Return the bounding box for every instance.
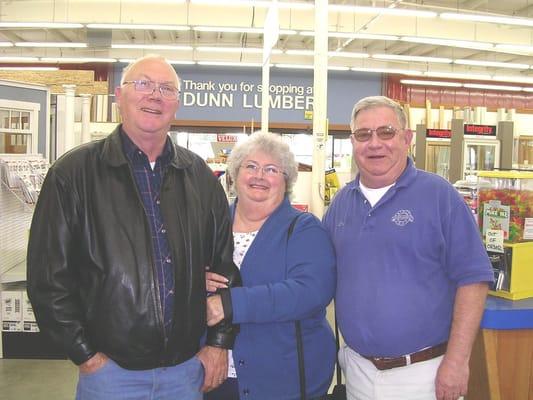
[351,125,399,142]
[241,161,287,177]
[122,79,180,100]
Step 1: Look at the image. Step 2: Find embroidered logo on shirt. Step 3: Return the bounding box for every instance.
[391,209,414,226]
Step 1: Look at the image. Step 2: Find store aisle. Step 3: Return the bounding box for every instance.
[0,359,77,400]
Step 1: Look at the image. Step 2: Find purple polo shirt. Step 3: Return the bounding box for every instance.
[323,158,493,357]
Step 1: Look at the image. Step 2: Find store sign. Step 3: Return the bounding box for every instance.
[112,64,382,124]
[464,124,497,136]
[217,134,238,143]
[426,129,451,138]
[182,80,314,111]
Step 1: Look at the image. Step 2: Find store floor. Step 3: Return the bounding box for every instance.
[0,306,340,399]
[0,358,77,399]
[0,358,338,399]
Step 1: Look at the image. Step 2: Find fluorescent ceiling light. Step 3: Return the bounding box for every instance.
[494,44,533,54]
[0,56,40,62]
[493,75,533,85]
[285,49,314,56]
[400,79,462,87]
[40,57,117,63]
[194,26,258,33]
[454,59,529,69]
[522,87,533,92]
[112,44,192,51]
[118,59,196,65]
[351,67,423,75]
[87,23,190,31]
[193,26,296,35]
[190,0,313,9]
[274,64,314,70]
[329,51,369,59]
[0,66,59,71]
[330,5,436,18]
[346,33,399,41]
[300,31,399,41]
[424,71,492,80]
[196,46,282,54]
[372,54,452,63]
[401,36,494,50]
[168,60,196,65]
[0,22,83,29]
[463,83,523,91]
[197,61,262,67]
[328,66,350,71]
[440,12,533,28]
[0,43,13,47]
[15,42,87,48]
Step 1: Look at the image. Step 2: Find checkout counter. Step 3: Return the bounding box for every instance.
[468,296,533,399]
[468,170,533,399]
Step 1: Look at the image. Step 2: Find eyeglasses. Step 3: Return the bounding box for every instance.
[241,162,286,177]
[351,125,399,142]
[122,79,180,100]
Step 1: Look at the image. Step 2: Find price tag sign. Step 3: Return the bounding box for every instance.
[485,229,504,253]
[524,218,533,240]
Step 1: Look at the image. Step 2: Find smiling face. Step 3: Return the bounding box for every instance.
[235,151,286,209]
[351,106,413,188]
[115,57,179,144]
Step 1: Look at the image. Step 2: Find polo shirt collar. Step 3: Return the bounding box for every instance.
[347,157,417,192]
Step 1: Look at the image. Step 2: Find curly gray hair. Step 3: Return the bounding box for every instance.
[350,96,407,131]
[227,131,298,195]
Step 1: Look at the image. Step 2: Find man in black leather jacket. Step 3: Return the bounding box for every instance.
[27,55,241,399]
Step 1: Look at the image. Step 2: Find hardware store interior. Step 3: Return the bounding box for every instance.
[1,0,533,399]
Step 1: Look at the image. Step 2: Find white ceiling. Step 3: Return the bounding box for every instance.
[0,0,533,84]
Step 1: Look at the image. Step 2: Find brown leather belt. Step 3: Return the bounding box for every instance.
[362,342,448,371]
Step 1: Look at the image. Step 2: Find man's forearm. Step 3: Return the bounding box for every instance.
[445,282,489,364]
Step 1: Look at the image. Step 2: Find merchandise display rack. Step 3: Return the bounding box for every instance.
[0,154,47,284]
[0,181,33,284]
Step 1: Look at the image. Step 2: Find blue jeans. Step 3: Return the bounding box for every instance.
[76,356,204,400]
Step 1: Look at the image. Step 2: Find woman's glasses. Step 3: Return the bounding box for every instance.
[241,162,286,177]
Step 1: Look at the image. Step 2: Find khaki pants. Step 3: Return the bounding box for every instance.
[339,344,459,400]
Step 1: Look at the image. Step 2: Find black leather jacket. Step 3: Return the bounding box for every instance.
[27,126,241,370]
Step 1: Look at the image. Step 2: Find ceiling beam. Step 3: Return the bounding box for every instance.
[459,0,488,10]
[0,30,23,42]
[43,29,71,42]
[516,3,533,17]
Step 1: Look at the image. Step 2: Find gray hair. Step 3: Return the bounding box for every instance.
[120,54,181,92]
[350,96,407,131]
[227,131,298,194]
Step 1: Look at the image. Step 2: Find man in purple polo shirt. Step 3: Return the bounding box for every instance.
[323,96,493,400]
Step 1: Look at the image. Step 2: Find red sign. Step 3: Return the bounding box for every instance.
[217,134,237,142]
[292,203,309,212]
[426,129,451,138]
[464,124,497,136]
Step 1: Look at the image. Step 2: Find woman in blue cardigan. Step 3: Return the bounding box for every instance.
[204,132,336,400]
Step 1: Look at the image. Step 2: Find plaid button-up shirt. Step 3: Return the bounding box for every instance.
[121,130,175,338]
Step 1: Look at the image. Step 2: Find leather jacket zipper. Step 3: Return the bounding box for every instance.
[126,164,168,348]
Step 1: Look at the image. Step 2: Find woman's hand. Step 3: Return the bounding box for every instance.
[205,268,229,293]
[207,295,225,326]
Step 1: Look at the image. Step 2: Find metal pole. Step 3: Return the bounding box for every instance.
[311,0,328,218]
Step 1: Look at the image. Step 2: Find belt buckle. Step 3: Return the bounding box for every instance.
[405,354,411,366]
[374,356,402,370]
